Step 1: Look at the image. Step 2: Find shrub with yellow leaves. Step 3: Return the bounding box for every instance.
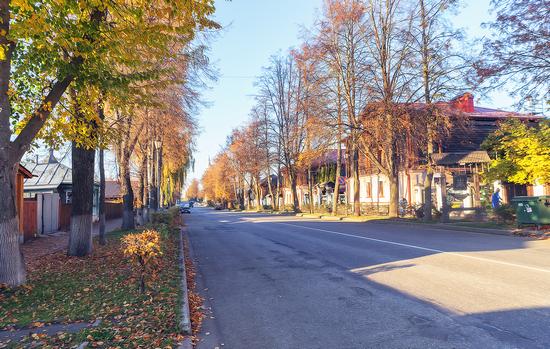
[121,230,163,293]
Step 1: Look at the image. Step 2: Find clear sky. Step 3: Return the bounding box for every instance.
[187,0,513,187]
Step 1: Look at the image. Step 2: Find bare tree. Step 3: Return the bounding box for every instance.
[412,0,468,220]
[310,0,371,216]
[474,0,549,107]
[257,54,308,212]
[359,0,418,217]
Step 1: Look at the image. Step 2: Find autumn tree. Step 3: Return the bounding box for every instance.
[482,118,550,186]
[186,179,200,200]
[0,0,218,286]
[293,44,336,213]
[201,151,236,207]
[474,0,549,106]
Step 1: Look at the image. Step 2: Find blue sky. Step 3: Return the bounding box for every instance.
[188,0,511,186]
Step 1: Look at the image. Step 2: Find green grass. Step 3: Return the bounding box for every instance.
[448,221,515,230]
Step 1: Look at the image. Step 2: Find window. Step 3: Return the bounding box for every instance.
[65,190,72,204]
[453,174,468,191]
[378,181,384,198]
[366,182,372,198]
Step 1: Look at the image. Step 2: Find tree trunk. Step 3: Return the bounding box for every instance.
[255,177,262,211]
[333,147,342,216]
[290,174,300,213]
[138,151,147,225]
[239,178,245,210]
[420,0,434,222]
[440,173,450,223]
[388,173,400,218]
[267,175,275,210]
[276,166,281,209]
[423,170,434,221]
[157,143,163,208]
[149,140,158,211]
[98,148,106,245]
[0,3,25,286]
[473,172,482,220]
[333,78,343,216]
[352,148,361,216]
[68,143,95,257]
[143,153,150,223]
[0,162,27,286]
[120,156,135,230]
[307,166,314,213]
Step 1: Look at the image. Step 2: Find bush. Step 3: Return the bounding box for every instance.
[121,230,163,293]
[151,207,180,227]
[151,211,171,225]
[493,204,516,223]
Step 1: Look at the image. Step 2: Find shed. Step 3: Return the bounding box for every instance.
[24,151,99,234]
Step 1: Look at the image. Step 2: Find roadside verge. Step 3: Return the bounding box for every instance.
[294,213,527,237]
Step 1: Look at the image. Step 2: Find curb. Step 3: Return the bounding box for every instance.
[178,226,192,348]
[178,337,193,349]
[369,220,513,236]
[301,214,322,219]
[341,217,381,223]
[320,215,343,221]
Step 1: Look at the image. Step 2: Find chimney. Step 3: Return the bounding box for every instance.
[48,148,58,164]
[451,93,474,113]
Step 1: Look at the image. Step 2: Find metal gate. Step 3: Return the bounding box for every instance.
[37,193,60,234]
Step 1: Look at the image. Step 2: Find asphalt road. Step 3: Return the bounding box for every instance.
[186,208,550,349]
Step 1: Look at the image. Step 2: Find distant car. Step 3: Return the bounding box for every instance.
[214,205,223,210]
[179,203,191,214]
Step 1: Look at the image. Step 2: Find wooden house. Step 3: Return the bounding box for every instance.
[23,151,100,234]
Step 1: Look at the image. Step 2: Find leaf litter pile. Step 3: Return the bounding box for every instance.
[183,236,204,345]
[0,223,201,348]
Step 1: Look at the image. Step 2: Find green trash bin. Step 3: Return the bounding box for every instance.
[511,196,550,227]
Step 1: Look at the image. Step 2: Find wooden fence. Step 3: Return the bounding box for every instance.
[59,201,71,231]
[105,201,123,220]
[23,198,37,241]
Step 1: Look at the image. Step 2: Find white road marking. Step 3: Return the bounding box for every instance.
[277,222,550,275]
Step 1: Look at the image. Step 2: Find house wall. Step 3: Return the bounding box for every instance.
[347,171,426,207]
[279,169,487,214]
[533,183,548,196]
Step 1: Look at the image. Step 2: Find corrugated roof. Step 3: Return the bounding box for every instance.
[431,151,491,165]
[24,158,72,190]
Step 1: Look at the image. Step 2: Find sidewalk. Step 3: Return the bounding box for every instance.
[21,218,122,264]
